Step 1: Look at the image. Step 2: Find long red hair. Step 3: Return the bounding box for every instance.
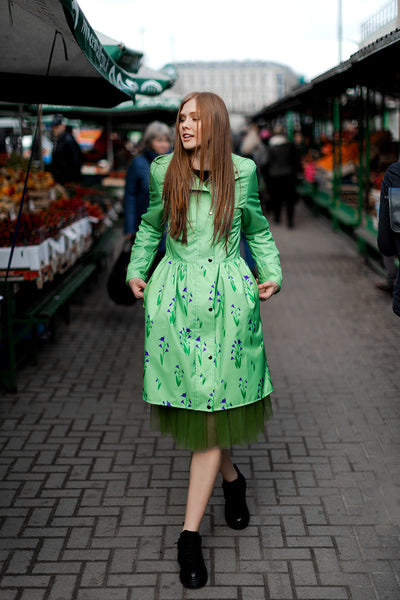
[163,92,235,245]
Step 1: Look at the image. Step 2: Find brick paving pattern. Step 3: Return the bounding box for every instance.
[0,203,399,599]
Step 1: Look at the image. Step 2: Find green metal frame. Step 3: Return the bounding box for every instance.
[0,225,120,392]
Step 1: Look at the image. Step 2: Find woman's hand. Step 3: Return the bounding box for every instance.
[128,277,146,299]
[258,280,279,301]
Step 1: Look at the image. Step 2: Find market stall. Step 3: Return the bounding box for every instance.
[0,0,176,106]
[255,28,400,258]
[36,95,181,179]
[0,0,177,391]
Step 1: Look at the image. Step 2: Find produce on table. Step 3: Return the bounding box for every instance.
[0,193,105,248]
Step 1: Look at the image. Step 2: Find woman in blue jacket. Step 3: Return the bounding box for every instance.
[124,121,172,241]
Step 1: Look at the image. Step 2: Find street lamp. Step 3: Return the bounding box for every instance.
[338,0,343,63]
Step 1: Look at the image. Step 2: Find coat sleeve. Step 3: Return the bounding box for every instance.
[241,162,282,288]
[126,160,165,282]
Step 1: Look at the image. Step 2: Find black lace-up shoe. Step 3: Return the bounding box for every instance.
[222,464,250,530]
[177,530,208,589]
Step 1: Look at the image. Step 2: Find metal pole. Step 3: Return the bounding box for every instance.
[106,118,113,173]
[338,0,343,63]
[18,103,23,157]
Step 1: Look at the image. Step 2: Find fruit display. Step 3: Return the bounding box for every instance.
[0,195,90,247]
[314,132,360,175]
[308,129,399,219]
[0,154,61,219]
[0,160,119,284]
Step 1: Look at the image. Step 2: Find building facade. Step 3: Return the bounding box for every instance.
[360,0,400,47]
[172,60,299,117]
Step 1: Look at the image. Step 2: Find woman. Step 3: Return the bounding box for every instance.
[127,92,282,589]
[124,121,172,239]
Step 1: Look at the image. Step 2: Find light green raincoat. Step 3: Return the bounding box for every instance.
[126,153,282,413]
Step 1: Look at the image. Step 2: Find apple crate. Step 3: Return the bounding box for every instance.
[0,239,51,271]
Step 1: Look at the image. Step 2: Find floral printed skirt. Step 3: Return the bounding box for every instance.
[149,396,273,451]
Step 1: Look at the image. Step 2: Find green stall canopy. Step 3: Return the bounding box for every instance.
[95,31,143,74]
[0,0,177,108]
[38,96,181,125]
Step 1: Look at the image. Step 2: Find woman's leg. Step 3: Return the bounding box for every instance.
[220,449,250,530]
[220,448,238,482]
[183,447,222,532]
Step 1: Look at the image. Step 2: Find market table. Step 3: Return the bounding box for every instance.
[0,222,121,392]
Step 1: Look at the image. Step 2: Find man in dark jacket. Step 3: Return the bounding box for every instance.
[266,124,298,228]
[377,161,400,316]
[50,115,82,184]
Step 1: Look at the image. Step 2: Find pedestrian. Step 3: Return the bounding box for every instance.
[266,123,298,227]
[124,121,172,242]
[49,115,82,184]
[238,122,267,275]
[126,92,282,589]
[377,160,400,316]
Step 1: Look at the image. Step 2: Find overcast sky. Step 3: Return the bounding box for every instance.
[78,0,384,81]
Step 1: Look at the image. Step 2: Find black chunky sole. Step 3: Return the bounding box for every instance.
[177,530,208,589]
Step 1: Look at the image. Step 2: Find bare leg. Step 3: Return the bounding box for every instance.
[183,447,222,532]
[220,449,238,482]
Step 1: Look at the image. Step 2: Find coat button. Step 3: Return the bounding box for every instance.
[208,355,212,360]
[207,405,211,410]
[208,307,212,312]
[208,258,212,262]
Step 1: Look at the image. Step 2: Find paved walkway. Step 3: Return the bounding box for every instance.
[0,203,399,600]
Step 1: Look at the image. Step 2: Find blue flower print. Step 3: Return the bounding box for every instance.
[195,336,207,365]
[243,275,256,302]
[257,377,265,400]
[214,341,222,367]
[178,264,187,281]
[167,297,176,324]
[239,377,248,399]
[231,339,243,369]
[248,317,258,345]
[175,364,184,386]
[179,328,192,356]
[207,389,215,410]
[208,281,216,302]
[181,287,193,315]
[157,284,165,306]
[158,337,169,365]
[215,289,224,316]
[145,315,153,338]
[221,397,233,410]
[180,393,192,408]
[231,304,241,326]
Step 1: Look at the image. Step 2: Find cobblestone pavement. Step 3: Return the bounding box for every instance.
[0,203,399,600]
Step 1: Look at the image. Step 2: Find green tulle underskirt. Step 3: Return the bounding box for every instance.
[149,396,273,452]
